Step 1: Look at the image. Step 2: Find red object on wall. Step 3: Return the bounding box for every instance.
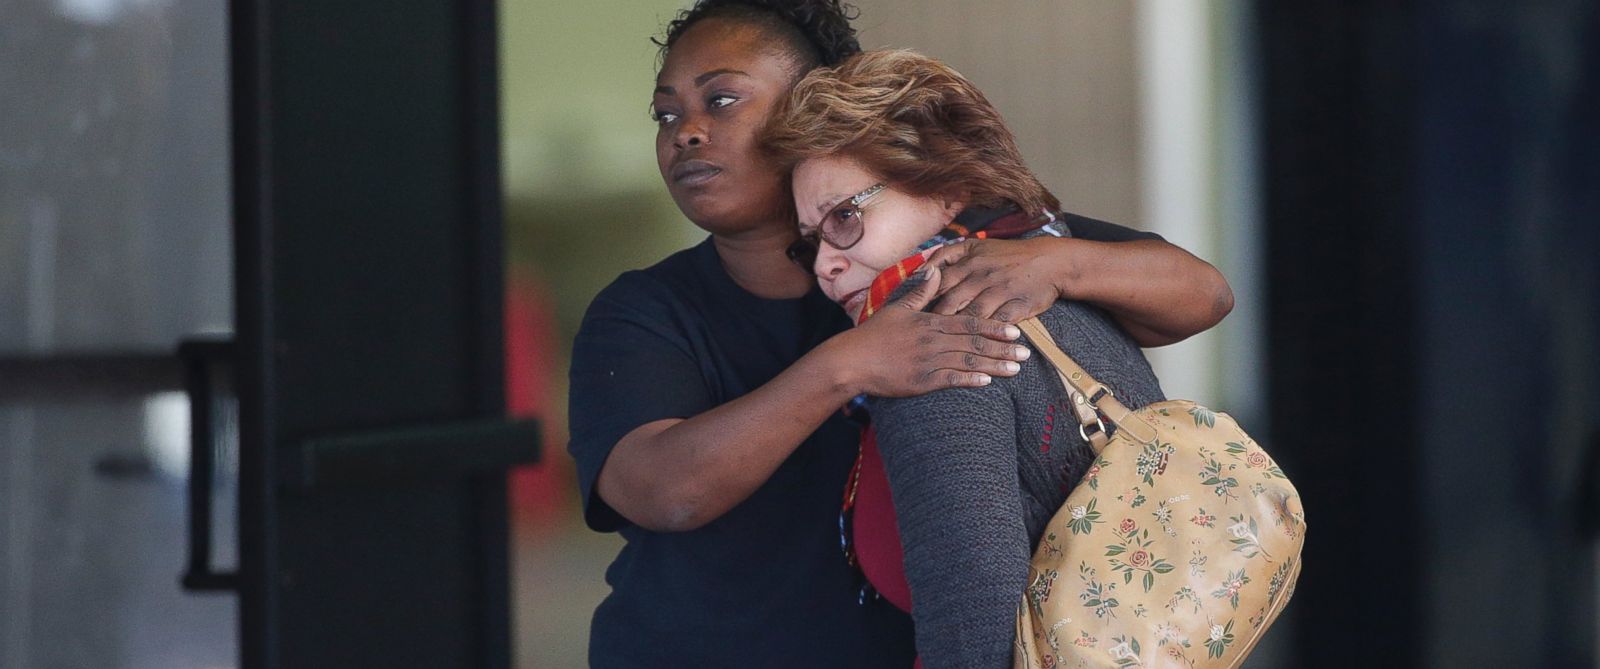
[504,269,570,536]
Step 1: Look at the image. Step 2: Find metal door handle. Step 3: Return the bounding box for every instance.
[287,419,541,490]
[178,338,240,592]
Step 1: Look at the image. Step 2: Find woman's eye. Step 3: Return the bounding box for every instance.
[830,206,859,224]
[646,104,678,124]
[709,94,737,109]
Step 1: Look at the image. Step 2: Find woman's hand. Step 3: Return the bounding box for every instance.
[817,266,1033,398]
[923,237,1063,322]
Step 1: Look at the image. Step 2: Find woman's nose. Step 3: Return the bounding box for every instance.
[814,245,848,279]
[674,115,708,149]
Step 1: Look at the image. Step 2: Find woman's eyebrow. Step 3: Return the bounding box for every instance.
[655,69,748,96]
[798,198,840,228]
[694,68,750,86]
[816,195,847,214]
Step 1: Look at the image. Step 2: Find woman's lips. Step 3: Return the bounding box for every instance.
[839,287,867,318]
[671,159,723,187]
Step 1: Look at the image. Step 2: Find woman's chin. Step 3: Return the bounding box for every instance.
[671,193,724,230]
[675,194,786,236]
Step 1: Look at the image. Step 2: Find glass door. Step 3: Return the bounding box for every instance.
[0,1,237,667]
[2,1,535,667]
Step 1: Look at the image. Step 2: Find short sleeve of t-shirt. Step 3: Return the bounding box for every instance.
[567,272,715,532]
[1060,212,1165,243]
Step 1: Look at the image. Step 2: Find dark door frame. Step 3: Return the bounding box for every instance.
[228,1,534,667]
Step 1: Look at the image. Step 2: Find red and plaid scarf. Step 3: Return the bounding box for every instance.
[838,206,1058,602]
[854,207,1051,323]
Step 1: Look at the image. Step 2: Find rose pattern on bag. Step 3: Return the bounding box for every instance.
[1016,400,1304,669]
[1228,439,1288,479]
[1105,520,1176,593]
[1245,451,1268,469]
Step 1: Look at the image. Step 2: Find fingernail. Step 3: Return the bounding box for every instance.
[1014,346,1032,360]
[1003,325,1021,339]
[974,374,992,386]
[1003,361,1021,373]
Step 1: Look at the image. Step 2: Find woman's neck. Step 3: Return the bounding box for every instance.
[712,225,815,300]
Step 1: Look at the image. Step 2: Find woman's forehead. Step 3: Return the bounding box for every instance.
[796,156,870,190]
[658,19,797,86]
[794,157,874,220]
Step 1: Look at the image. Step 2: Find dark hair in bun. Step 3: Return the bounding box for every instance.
[654,0,862,71]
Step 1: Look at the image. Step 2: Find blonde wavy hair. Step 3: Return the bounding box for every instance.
[764,49,1059,216]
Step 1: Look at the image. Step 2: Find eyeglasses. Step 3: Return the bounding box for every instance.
[786,183,887,270]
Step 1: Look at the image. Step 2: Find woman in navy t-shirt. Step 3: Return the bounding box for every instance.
[567,2,1234,666]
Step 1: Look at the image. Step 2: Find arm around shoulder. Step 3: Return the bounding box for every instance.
[1058,237,1233,347]
[583,316,863,532]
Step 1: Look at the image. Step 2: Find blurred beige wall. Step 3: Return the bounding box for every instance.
[853,0,1143,227]
[857,1,1248,410]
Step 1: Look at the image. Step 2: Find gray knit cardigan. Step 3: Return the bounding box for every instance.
[870,277,1165,668]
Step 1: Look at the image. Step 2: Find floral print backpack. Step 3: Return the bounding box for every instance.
[1013,318,1305,669]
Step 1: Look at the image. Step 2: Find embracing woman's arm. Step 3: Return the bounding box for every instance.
[925,229,1234,346]
[585,271,1031,533]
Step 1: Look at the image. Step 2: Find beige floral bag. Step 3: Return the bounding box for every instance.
[1014,318,1305,669]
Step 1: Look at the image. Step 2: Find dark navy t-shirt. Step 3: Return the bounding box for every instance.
[567,215,1158,667]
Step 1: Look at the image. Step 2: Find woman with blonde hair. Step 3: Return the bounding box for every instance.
[766,49,1167,667]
